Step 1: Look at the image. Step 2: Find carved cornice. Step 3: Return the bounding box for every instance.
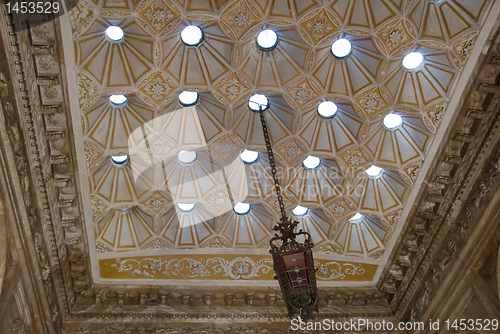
[0,5,92,324]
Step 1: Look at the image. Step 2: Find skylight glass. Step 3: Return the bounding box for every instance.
[109,95,127,105]
[105,26,124,41]
[178,91,199,106]
[257,29,278,50]
[331,38,352,58]
[177,203,195,212]
[111,155,128,165]
[302,156,321,170]
[402,52,423,70]
[349,213,363,221]
[248,94,269,111]
[292,205,309,217]
[181,25,203,46]
[383,114,402,129]
[178,151,197,164]
[240,150,259,164]
[317,101,338,118]
[233,202,251,215]
[366,165,383,177]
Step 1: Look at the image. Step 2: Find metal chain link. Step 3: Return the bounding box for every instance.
[259,109,287,220]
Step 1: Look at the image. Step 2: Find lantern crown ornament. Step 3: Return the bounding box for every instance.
[257,105,319,321]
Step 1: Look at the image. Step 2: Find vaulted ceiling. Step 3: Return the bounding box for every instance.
[66,0,491,287]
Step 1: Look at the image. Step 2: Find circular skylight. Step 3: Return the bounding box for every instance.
[111,155,128,165]
[178,91,199,106]
[383,114,402,129]
[109,94,127,105]
[349,213,363,221]
[402,52,423,70]
[257,29,278,50]
[302,156,321,170]
[105,26,124,41]
[178,151,197,164]
[240,150,259,164]
[181,25,204,46]
[177,203,195,212]
[233,202,251,215]
[366,165,383,177]
[292,205,309,217]
[248,94,269,111]
[317,101,338,118]
[331,38,352,58]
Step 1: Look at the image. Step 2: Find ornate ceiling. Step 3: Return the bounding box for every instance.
[67,0,492,285]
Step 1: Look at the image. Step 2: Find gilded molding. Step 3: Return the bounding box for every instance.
[98,255,375,281]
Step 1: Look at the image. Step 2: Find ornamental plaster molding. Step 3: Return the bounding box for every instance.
[0,8,88,321]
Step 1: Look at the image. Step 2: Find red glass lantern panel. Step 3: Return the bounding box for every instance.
[281,251,309,288]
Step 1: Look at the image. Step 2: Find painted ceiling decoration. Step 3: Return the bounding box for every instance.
[70,0,491,283]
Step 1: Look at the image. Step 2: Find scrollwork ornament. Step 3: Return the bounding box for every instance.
[111,256,273,279]
[315,261,366,280]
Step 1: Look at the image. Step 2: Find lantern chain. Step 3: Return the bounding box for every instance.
[259,109,287,221]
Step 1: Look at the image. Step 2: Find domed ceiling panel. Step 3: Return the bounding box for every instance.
[286,159,344,206]
[311,36,386,97]
[239,26,311,90]
[224,153,275,202]
[294,209,335,249]
[231,95,295,149]
[363,112,431,168]
[76,18,155,88]
[220,204,274,248]
[159,204,217,248]
[160,20,235,89]
[67,0,494,284]
[296,101,364,158]
[96,208,155,252]
[333,215,390,258]
[85,95,156,152]
[349,170,409,218]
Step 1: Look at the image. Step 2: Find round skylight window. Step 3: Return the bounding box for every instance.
[240,150,259,164]
[109,94,127,105]
[292,205,309,217]
[178,91,199,106]
[402,52,423,70]
[178,151,197,164]
[383,114,402,129]
[248,94,269,111]
[349,213,363,221]
[181,25,204,46]
[302,156,321,170]
[105,26,124,41]
[331,38,352,58]
[178,203,195,212]
[233,202,251,215]
[257,29,278,50]
[111,155,128,165]
[317,101,338,118]
[365,165,383,177]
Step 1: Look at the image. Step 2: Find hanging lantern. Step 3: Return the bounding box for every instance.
[257,107,319,321]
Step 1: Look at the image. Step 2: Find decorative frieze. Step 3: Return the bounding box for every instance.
[99,255,376,282]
